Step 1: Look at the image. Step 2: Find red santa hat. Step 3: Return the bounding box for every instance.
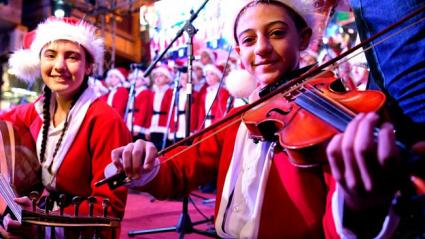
[152,65,174,80]
[225,0,318,45]
[203,64,224,78]
[225,69,257,98]
[8,16,104,82]
[106,67,128,83]
[200,48,217,63]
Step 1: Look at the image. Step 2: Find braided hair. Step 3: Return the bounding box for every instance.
[39,78,89,171]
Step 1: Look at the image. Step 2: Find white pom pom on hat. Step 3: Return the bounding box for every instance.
[8,16,104,82]
[225,69,257,98]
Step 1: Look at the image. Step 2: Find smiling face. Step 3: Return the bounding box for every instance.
[234,3,311,87]
[205,71,221,86]
[40,40,92,100]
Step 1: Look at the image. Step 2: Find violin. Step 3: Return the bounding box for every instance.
[242,70,386,166]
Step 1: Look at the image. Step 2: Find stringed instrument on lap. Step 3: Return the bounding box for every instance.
[0,120,120,239]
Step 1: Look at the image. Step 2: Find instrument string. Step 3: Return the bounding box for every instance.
[0,174,22,222]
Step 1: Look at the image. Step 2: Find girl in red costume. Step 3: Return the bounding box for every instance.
[110,0,401,238]
[2,17,131,238]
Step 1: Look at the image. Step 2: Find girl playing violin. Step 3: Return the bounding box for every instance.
[110,0,401,237]
[1,17,131,238]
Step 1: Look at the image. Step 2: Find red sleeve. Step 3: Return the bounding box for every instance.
[113,87,129,118]
[134,124,228,199]
[322,165,340,238]
[61,102,131,220]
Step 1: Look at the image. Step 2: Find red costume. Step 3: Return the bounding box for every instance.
[134,107,339,238]
[99,87,129,119]
[1,94,131,221]
[196,84,230,130]
[127,87,154,137]
[168,89,198,140]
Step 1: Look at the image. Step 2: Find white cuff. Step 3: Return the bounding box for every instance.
[332,184,400,239]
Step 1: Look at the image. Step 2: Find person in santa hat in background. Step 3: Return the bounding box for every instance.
[199,48,217,66]
[196,63,230,130]
[2,16,130,238]
[148,65,174,150]
[167,67,199,143]
[126,67,153,141]
[192,61,206,92]
[99,67,130,119]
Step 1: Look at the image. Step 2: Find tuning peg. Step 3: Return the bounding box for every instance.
[29,191,39,212]
[72,196,82,216]
[58,194,67,216]
[102,198,110,217]
[88,196,97,217]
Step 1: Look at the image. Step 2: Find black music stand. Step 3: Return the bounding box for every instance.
[127,1,217,238]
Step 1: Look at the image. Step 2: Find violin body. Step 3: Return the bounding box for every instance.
[243,71,386,166]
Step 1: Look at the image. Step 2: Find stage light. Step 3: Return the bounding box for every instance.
[52,0,71,18]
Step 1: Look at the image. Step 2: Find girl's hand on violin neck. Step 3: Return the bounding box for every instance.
[326,112,401,210]
[111,139,158,180]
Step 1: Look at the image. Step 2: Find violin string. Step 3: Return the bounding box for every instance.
[295,89,354,131]
[0,174,22,221]
[305,88,355,123]
[302,90,353,128]
[0,175,22,220]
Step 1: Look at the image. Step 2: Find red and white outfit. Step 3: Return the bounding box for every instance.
[168,88,198,140]
[126,86,153,137]
[196,83,230,129]
[1,87,131,229]
[99,86,129,119]
[149,85,173,135]
[130,106,339,238]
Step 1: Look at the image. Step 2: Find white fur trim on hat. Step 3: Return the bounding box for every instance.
[107,68,127,83]
[225,69,257,98]
[224,0,318,45]
[9,17,104,82]
[200,48,216,63]
[152,66,174,80]
[203,64,223,78]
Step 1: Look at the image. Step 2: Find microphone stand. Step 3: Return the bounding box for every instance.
[127,0,216,238]
[124,64,139,137]
[162,74,179,149]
